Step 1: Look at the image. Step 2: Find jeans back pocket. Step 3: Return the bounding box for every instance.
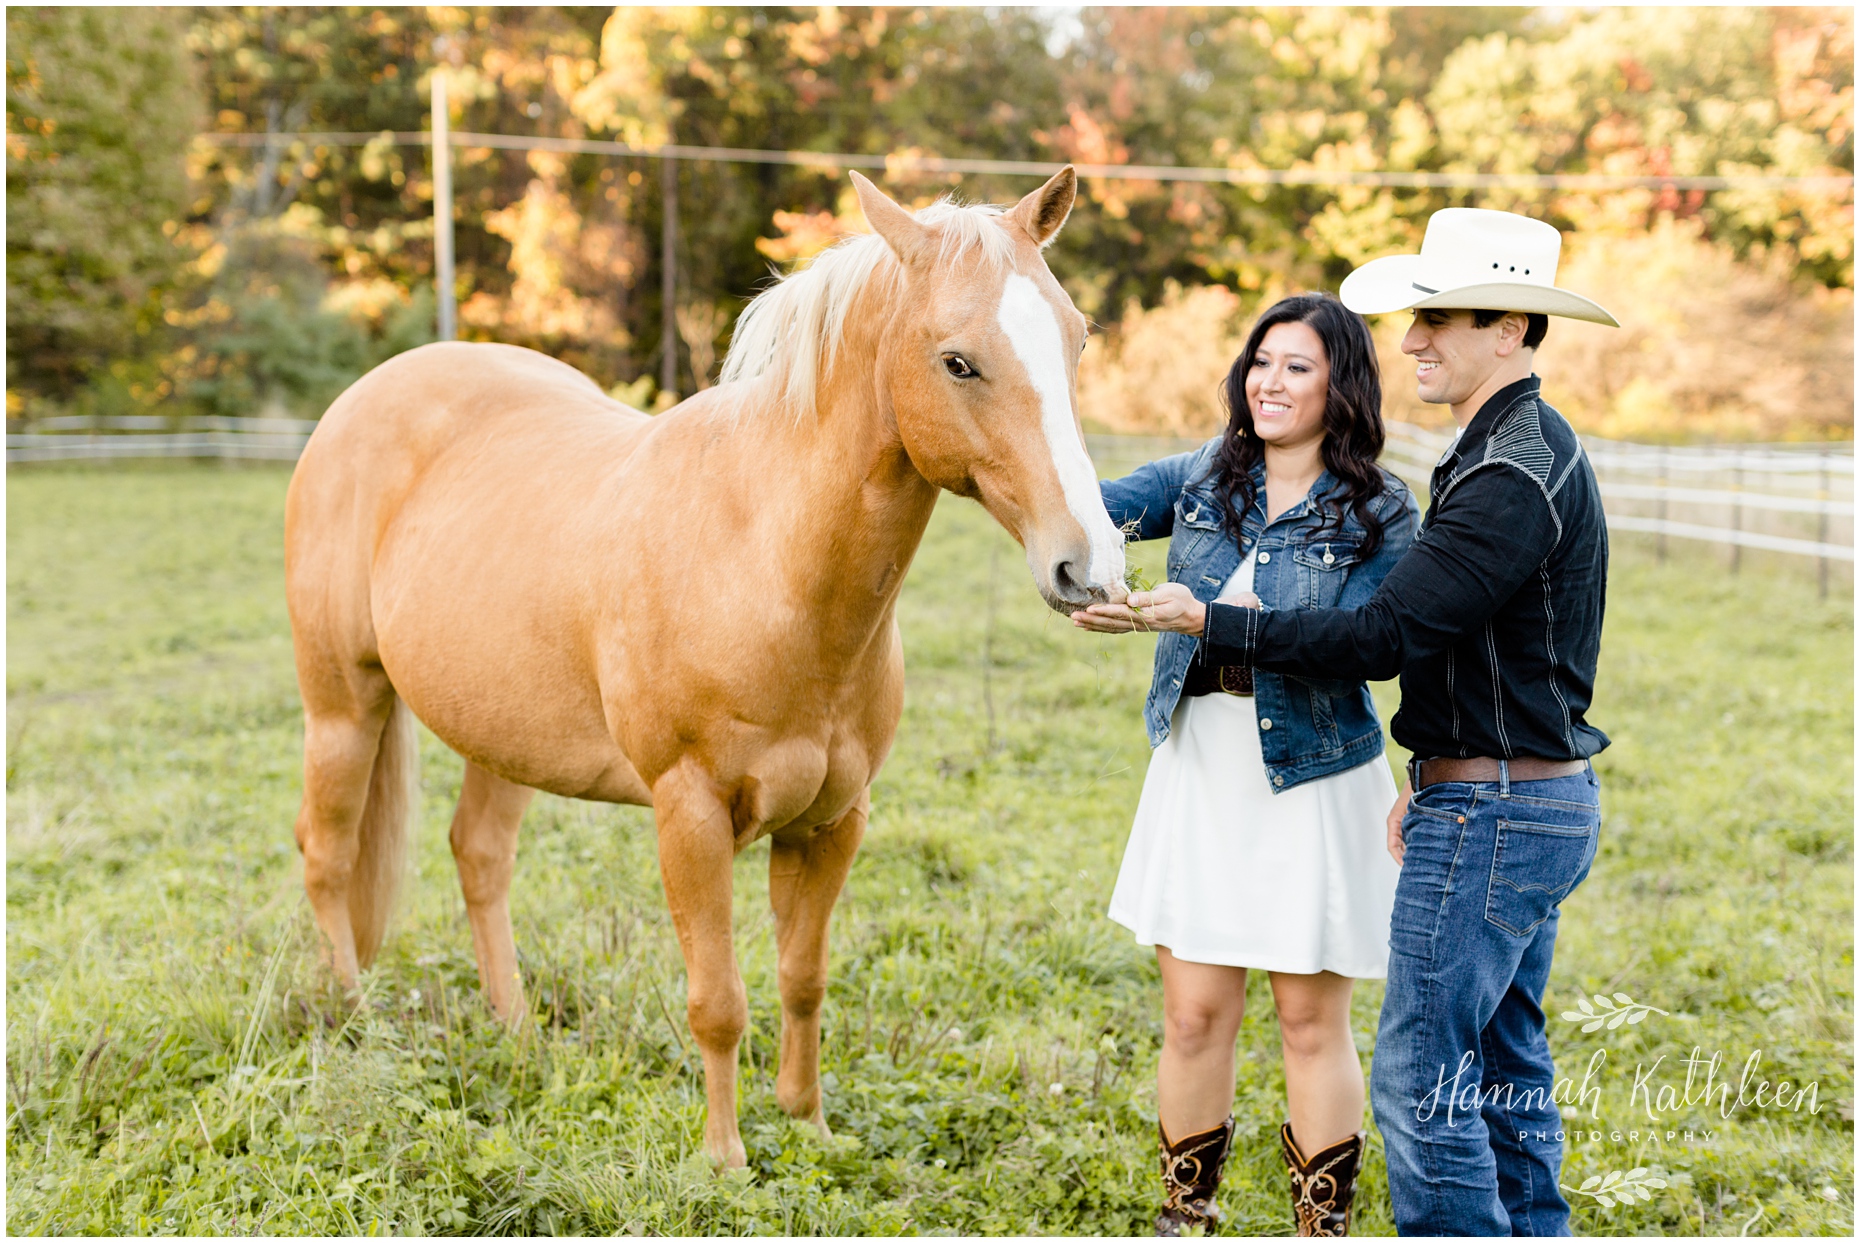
[1485,814,1599,936]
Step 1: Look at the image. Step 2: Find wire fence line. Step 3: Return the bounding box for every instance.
[197,129,1859,195]
[204,124,1854,399]
[1084,428,1854,583]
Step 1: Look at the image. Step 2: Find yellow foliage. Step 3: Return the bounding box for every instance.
[1425,8,1854,286]
[674,301,726,390]
[754,189,868,266]
[572,8,714,146]
[1372,220,1853,442]
[320,278,409,326]
[1537,221,1853,441]
[755,210,842,266]
[464,161,636,350]
[608,375,655,410]
[1077,283,1245,436]
[1092,223,1853,444]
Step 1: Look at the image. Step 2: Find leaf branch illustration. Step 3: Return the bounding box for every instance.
[1560,992,1669,1032]
[1561,1167,1668,1209]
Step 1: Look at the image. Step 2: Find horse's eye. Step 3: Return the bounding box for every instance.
[943,353,976,379]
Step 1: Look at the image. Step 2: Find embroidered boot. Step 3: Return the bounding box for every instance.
[1279,1123,1366,1237]
[1155,1115,1235,1236]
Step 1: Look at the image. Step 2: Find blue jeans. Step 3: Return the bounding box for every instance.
[1370,765,1601,1237]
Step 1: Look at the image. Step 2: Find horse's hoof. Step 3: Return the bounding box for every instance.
[706,1137,748,1170]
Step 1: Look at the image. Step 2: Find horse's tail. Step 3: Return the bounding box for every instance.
[351,695,419,968]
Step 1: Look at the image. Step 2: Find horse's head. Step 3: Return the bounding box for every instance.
[852,169,1126,613]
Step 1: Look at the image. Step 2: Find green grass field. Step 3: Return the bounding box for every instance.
[6,463,1852,1235]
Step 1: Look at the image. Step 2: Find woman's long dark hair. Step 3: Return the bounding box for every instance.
[1211,292,1390,558]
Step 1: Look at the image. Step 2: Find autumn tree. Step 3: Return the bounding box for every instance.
[1427,7,1853,285]
[8,6,1849,433]
[571,6,1067,392]
[6,6,199,409]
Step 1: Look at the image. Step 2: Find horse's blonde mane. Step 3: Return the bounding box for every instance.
[719,198,1019,417]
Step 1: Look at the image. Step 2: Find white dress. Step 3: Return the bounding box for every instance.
[1106,551,1402,978]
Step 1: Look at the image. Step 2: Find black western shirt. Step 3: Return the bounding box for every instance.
[1202,376,1610,761]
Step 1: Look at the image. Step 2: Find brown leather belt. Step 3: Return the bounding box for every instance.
[1182,663,1253,697]
[1411,757,1588,788]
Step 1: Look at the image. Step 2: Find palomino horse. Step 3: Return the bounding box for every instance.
[285,167,1124,1166]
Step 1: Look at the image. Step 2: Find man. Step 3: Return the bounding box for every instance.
[1078,207,1618,1235]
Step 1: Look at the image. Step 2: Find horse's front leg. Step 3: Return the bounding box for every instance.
[652,759,749,1168]
[768,794,867,1134]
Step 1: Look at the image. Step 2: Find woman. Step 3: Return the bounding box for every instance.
[1074,293,1419,1238]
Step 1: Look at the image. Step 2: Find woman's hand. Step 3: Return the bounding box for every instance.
[1072,582,1208,635]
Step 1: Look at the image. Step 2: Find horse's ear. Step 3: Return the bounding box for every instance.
[1009,166,1076,249]
[851,172,931,267]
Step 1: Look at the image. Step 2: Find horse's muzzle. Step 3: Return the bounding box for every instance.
[1038,556,1123,614]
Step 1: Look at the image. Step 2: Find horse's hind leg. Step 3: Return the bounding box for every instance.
[768,797,867,1134]
[448,762,535,1024]
[295,669,398,990]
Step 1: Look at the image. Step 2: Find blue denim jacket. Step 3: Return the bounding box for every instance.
[1100,438,1420,792]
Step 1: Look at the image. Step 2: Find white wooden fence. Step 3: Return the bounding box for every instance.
[1378,422,1853,568]
[1085,427,1853,586]
[7,415,316,463]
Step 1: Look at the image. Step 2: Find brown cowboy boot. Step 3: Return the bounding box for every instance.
[1155,1115,1235,1236]
[1279,1123,1366,1236]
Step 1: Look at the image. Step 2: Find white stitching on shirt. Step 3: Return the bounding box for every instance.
[1446,646,1461,748]
[1486,619,1511,756]
[1436,395,1566,548]
[1483,400,1556,485]
[1437,392,1536,500]
[1542,566,1576,752]
[1548,443,1584,499]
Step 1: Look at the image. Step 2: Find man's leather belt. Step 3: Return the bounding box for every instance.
[1182,662,1253,697]
[1412,757,1588,788]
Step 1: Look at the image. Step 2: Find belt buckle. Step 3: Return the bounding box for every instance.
[1218,665,1253,696]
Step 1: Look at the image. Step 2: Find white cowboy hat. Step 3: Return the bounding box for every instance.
[1339,208,1619,327]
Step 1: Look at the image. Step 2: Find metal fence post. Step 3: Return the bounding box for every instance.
[431,57,455,342]
[660,153,678,403]
[1657,450,1668,562]
[1730,456,1743,574]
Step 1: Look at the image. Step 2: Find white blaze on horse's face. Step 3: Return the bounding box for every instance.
[849,167,1126,614]
[992,272,1126,606]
